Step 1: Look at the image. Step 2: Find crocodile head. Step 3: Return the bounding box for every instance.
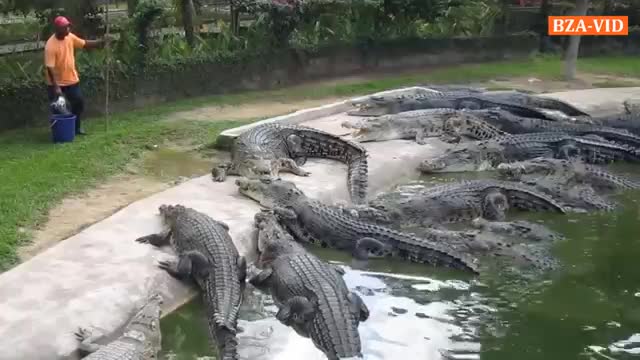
[240,158,275,178]
[347,97,394,116]
[341,115,409,142]
[157,204,188,226]
[123,293,163,351]
[236,177,304,208]
[254,210,298,260]
[418,142,504,173]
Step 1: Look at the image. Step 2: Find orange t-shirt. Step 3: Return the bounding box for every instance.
[44,33,86,86]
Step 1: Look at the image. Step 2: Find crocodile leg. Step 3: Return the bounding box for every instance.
[273,206,298,221]
[276,296,316,326]
[353,237,392,260]
[415,128,429,145]
[158,250,211,280]
[212,162,238,182]
[135,229,172,247]
[294,156,308,166]
[481,189,509,221]
[273,158,311,177]
[247,266,273,291]
[237,256,247,284]
[75,327,104,354]
[347,292,370,322]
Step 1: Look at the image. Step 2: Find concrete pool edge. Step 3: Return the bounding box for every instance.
[0,86,450,360]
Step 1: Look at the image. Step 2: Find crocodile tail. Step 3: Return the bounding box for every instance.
[498,183,566,213]
[281,125,369,203]
[348,154,369,204]
[214,326,240,360]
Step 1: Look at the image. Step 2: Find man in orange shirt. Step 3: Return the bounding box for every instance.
[45,16,107,135]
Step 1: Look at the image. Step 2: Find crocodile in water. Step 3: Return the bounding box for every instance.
[496,157,640,192]
[75,293,163,360]
[249,210,368,360]
[135,205,246,360]
[212,123,369,204]
[235,177,480,274]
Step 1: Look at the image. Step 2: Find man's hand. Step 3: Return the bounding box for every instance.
[54,86,62,96]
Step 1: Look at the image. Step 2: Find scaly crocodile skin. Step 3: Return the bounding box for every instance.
[250,211,367,360]
[136,205,246,360]
[214,123,369,204]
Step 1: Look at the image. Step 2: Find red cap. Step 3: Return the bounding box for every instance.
[53,16,71,27]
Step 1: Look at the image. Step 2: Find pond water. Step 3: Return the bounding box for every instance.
[159,169,640,360]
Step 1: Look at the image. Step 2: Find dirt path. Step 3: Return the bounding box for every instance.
[20,73,638,261]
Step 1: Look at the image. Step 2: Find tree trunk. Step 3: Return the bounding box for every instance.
[564,0,589,80]
[181,0,196,46]
[127,0,138,16]
[538,0,551,52]
[230,2,239,35]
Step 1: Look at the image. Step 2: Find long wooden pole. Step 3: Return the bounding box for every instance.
[105,0,111,131]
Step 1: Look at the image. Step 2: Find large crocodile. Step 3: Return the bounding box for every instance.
[75,293,163,360]
[212,123,369,204]
[419,133,640,174]
[470,108,640,148]
[340,108,507,144]
[470,217,564,243]
[478,91,591,117]
[522,176,616,212]
[348,91,559,120]
[235,177,480,274]
[496,157,640,192]
[249,210,368,360]
[341,180,566,228]
[591,112,640,135]
[135,205,246,360]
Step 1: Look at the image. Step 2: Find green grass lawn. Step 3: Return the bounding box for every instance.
[0,54,637,272]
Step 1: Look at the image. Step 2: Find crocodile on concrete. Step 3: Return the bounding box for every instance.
[469,108,640,148]
[249,210,368,360]
[135,205,246,360]
[235,177,480,274]
[347,91,559,120]
[212,123,369,204]
[340,108,507,144]
[342,180,566,229]
[75,293,163,360]
[496,157,640,192]
[477,90,592,117]
[591,112,640,135]
[418,133,640,174]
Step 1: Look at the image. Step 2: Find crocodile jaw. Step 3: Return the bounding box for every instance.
[236,177,271,207]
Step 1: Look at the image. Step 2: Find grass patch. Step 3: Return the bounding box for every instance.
[0,54,637,272]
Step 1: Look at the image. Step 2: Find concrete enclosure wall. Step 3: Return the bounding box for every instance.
[0,34,539,132]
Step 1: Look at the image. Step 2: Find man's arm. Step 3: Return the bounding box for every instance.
[44,46,61,95]
[71,33,108,50]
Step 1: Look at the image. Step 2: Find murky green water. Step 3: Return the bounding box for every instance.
[141,147,213,180]
[159,170,640,360]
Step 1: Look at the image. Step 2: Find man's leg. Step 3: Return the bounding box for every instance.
[62,83,86,135]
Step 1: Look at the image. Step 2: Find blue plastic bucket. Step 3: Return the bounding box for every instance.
[50,114,76,143]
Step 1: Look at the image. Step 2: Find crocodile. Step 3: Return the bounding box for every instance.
[249,210,368,360]
[591,112,640,135]
[135,205,246,360]
[75,293,163,360]
[469,108,640,148]
[496,157,640,192]
[470,217,564,243]
[342,180,566,229]
[235,177,480,274]
[212,123,369,204]
[340,108,507,144]
[418,133,640,174]
[347,91,559,120]
[520,176,617,212]
[477,90,591,117]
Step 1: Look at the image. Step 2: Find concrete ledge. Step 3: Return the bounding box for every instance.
[540,87,640,116]
[0,109,450,360]
[214,86,435,150]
